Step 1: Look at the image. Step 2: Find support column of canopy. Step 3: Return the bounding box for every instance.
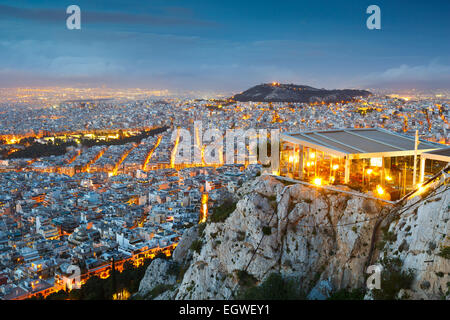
[344,156,350,184]
[413,130,419,186]
[298,145,304,179]
[419,155,425,184]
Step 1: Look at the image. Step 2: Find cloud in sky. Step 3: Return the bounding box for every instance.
[361,61,450,89]
[0,4,215,27]
[0,1,449,92]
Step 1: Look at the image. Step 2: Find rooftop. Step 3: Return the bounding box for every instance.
[281,128,446,158]
[421,147,450,162]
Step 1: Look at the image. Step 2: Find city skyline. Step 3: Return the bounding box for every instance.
[0,0,449,303]
[0,0,449,93]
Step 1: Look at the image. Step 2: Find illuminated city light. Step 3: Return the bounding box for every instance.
[370,157,383,167]
[113,288,131,300]
[143,135,162,170]
[1,72,449,301]
[313,177,322,186]
[416,183,427,194]
[170,128,181,168]
[199,193,208,224]
[376,185,384,195]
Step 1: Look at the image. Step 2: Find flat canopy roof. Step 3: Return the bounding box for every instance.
[421,147,450,162]
[281,128,446,159]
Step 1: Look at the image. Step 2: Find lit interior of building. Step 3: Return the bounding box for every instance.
[279,128,448,200]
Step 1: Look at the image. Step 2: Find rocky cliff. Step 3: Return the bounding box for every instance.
[137,174,450,300]
[369,173,450,299]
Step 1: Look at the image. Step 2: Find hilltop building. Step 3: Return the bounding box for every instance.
[279,128,448,199]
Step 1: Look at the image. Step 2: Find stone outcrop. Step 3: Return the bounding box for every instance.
[138,174,450,300]
[137,258,177,299]
[372,175,450,299]
[172,225,199,264]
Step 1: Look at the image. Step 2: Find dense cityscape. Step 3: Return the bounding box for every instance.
[0,85,448,299]
[0,0,449,312]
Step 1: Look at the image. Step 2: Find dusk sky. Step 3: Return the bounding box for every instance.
[0,0,449,93]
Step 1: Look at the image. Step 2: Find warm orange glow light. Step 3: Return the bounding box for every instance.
[170,128,181,168]
[199,193,208,223]
[376,185,384,195]
[113,288,130,300]
[416,183,426,194]
[313,177,322,186]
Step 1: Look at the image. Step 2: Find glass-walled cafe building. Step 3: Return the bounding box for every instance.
[279,128,447,200]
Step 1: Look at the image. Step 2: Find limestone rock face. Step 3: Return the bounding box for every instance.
[172,226,199,264]
[139,174,450,300]
[137,258,177,298]
[307,280,334,300]
[373,178,450,300]
[155,176,389,299]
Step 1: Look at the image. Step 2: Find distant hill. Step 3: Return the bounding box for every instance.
[232,83,371,103]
